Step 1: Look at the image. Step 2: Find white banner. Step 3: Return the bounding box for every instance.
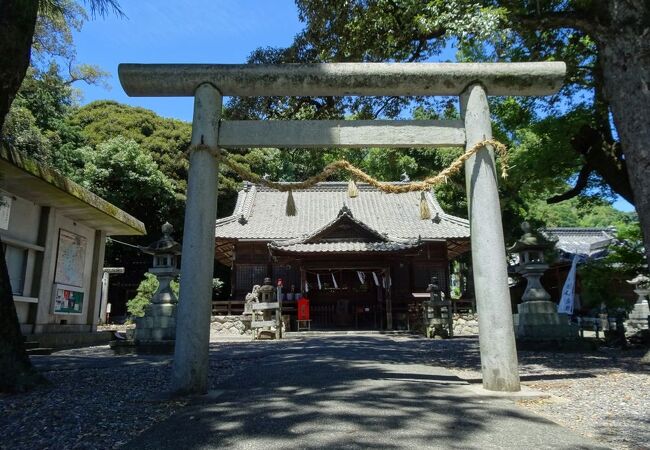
[558,256,578,315]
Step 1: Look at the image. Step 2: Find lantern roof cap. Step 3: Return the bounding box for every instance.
[140,222,182,256]
[509,222,555,253]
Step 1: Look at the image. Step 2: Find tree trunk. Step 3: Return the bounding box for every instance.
[0,236,44,392]
[0,0,39,131]
[596,1,650,265]
[0,0,42,392]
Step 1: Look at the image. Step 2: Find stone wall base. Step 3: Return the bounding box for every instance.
[453,313,479,336]
[211,315,253,338]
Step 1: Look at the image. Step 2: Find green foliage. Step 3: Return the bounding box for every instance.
[13,65,75,131]
[525,197,634,229]
[32,1,111,86]
[66,136,180,230]
[229,0,639,245]
[127,273,222,318]
[579,263,626,311]
[126,272,160,318]
[1,64,85,164]
[68,101,192,194]
[1,107,51,160]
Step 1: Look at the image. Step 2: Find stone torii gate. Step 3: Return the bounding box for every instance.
[119,62,566,395]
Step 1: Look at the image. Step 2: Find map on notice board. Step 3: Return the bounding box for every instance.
[54,230,87,287]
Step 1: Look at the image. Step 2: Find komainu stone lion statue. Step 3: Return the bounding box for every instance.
[244,285,260,314]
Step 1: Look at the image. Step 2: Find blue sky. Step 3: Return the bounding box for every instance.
[73,0,304,121]
[71,0,635,213]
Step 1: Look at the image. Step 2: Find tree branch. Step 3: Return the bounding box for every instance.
[547,165,592,204]
[512,11,600,35]
[575,125,633,203]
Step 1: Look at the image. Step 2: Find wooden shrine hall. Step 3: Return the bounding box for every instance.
[214,181,470,330]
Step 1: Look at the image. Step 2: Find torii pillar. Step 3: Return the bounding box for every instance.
[119,62,565,394]
[462,84,519,391]
[172,83,222,394]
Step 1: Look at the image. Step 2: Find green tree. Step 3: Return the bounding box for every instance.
[127,274,222,318]
[69,136,180,231]
[244,0,649,263]
[67,101,192,197]
[1,106,51,160]
[2,63,87,164]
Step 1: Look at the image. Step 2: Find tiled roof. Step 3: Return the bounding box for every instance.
[269,241,422,254]
[215,182,470,241]
[541,227,617,257]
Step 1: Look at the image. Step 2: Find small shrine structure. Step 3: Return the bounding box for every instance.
[215,182,470,331]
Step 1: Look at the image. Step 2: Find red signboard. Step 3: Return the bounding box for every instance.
[297,298,310,321]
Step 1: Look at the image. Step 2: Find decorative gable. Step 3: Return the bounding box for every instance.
[304,206,388,244]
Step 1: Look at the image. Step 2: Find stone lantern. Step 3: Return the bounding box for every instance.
[424,276,453,338]
[625,274,650,335]
[509,222,577,342]
[509,222,554,303]
[258,277,276,303]
[134,222,182,351]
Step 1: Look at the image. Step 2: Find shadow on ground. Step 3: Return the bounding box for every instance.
[125,335,607,449]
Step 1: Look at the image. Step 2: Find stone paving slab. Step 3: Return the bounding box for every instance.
[126,335,608,449]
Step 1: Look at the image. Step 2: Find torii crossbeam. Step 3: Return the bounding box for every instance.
[119,62,566,395]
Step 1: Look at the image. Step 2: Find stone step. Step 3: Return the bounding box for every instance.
[26,347,54,356]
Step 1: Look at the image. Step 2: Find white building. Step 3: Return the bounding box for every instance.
[1,146,145,336]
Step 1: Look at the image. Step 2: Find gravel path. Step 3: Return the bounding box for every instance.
[1,336,647,449]
[0,343,248,450]
[415,337,650,450]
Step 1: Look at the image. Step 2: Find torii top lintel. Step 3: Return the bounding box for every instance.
[118,62,566,98]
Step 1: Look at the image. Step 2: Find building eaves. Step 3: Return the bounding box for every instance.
[0,145,145,236]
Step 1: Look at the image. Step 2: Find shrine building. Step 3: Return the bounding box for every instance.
[214,181,470,330]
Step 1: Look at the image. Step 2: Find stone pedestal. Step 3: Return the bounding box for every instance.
[625,289,649,336]
[135,303,176,343]
[514,301,578,340]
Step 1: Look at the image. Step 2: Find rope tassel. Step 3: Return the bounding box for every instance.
[285,189,297,216]
[347,179,358,198]
[419,191,432,220]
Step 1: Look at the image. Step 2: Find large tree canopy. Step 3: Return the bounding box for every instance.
[229,0,648,261]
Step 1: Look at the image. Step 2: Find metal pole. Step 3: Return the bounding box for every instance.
[171,83,222,395]
[461,83,520,392]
